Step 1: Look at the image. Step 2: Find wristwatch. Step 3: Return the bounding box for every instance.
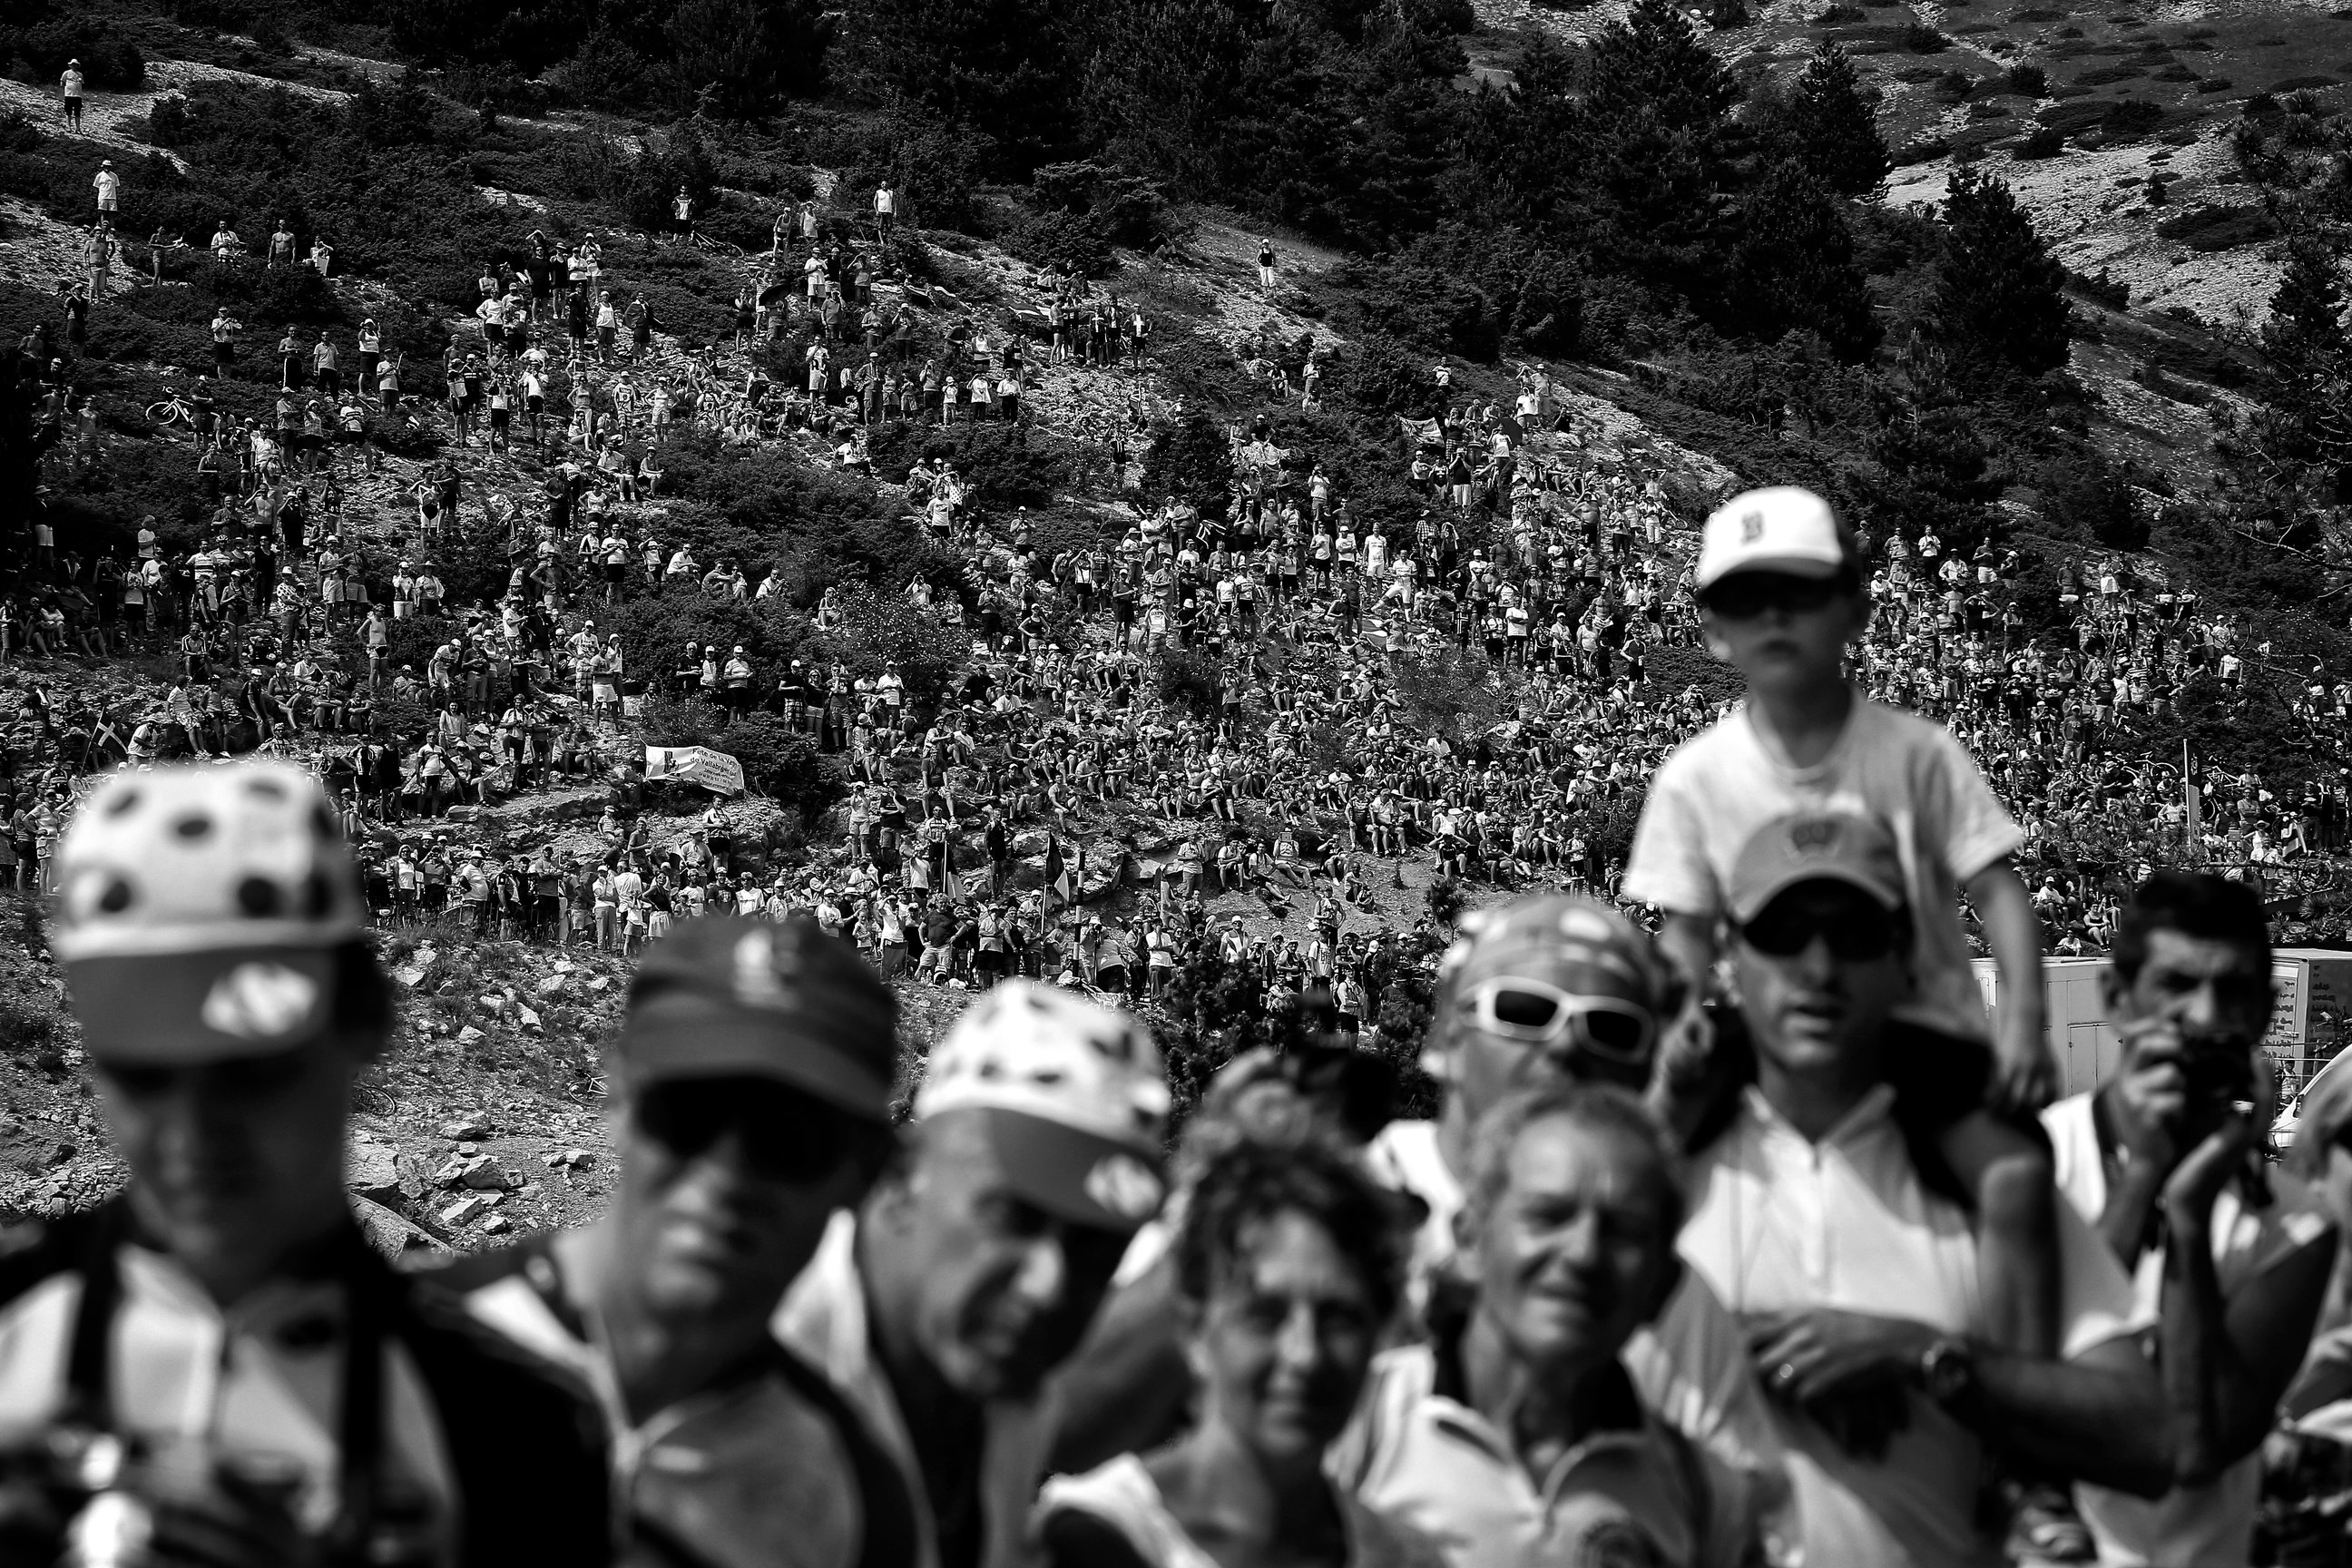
[1919,1337,1976,1407]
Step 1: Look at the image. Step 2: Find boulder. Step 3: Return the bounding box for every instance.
[587,975,612,993]
[345,1142,402,1204]
[518,1005,542,1033]
[349,1195,444,1258]
[482,1215,513,1235]
[439,1194,495,1227]
[1013,829,1050,858]
[478,995,508,1014]
[456,1025,485,1047]
[391,966,426,989]
[1078,851,1125,903]
[439,1119,491,1142]
[535,975,566,998]
[459,1156,511,1191]
[430,1156,471,1188]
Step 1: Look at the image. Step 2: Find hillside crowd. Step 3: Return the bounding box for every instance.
[15,126,2352,1564]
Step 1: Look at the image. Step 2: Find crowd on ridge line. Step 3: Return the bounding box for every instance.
[14,726,2352,1567]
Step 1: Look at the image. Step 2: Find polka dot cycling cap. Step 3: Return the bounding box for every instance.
[53,761,365,1062]
[916,979,1171,1232]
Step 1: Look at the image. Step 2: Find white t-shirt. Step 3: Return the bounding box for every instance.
[2042,1093,2336,1567]
[1681,1085,2145,1568]
[1624,694,2020,1042]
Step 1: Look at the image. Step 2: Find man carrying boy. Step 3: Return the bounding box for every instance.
[1626,484,2062,1362]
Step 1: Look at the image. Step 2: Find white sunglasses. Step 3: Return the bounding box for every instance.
[1462,977,1656,1064]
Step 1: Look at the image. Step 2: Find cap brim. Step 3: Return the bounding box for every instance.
[1731,870,1904,927]
[617,992,892,1122]
[1697,554,1845,592]
[68,949,338,1063]
[971,1107,1165,1233]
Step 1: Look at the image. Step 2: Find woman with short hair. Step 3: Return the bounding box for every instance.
[1034,1135,1438,1568]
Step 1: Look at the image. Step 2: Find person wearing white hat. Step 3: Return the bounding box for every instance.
[60,59,83,131]
[778,979,1171,1568]
[0,760,610,1564]
[93,159,120,219]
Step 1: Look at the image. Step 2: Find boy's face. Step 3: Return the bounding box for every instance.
[1698,571,1864,688]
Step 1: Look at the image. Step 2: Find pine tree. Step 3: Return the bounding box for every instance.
[2251,236,2352,499]
[1782,45,1889,198]
[1729,160,1880,360]
[1584,0,1740,136]
[835,0,1075,159]
[1141,409,1239,524]
[1934,166,2073,377]
[1577,0,1741,299]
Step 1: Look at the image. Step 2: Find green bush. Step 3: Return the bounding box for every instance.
[10,19,146,90]
[1004,207,1115,277]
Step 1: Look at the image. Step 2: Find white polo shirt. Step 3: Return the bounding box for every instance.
[1361,1120,1789,1498]
[1334,1342,1758,1568]
[2043,1092,2336,1567]
[1679,1085,2147,1568]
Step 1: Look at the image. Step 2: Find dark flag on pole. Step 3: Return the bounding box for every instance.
[1045,837,1074,904]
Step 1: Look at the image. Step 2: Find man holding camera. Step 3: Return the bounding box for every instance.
[0,760,608,1566]
[2042,870,2337,1565]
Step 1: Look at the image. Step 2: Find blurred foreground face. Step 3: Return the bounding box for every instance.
[887,1109,1130,1401]
[95,1040,355,1295]
[1473,1113,1678,1377]
[1191,1209,1381,1476]
[1732,883,1906,1082]
[619,1076,872,1321]
[1446,962,1659,1114]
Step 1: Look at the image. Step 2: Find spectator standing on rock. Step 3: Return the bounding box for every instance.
[59,59,83,131]
[440,916,916,1568]
[2,761,612,1567]
[1257,238,1277,291]
[92,159,119,221]
[779,980,1170,1568]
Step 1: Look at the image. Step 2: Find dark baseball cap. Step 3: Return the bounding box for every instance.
[616,916,897,1122]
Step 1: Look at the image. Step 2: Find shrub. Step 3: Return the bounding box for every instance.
[1158,647,1222,718]
[2006,63,2048,95]
[1320,334,1438,419]
[1004,207,1115,277]
[2015,125,2065,158]
[14,20,146,90]
[2155,203,2278,251]
[1904,23,1950,51]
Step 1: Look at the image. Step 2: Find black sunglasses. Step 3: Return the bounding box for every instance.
[633,1078,849,1183]
[1700,573,1847,621]
[1739,903,1899,963]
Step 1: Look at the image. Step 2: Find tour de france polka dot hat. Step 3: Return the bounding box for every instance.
[51,760,366,1063]
[915,979,1171,1232]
